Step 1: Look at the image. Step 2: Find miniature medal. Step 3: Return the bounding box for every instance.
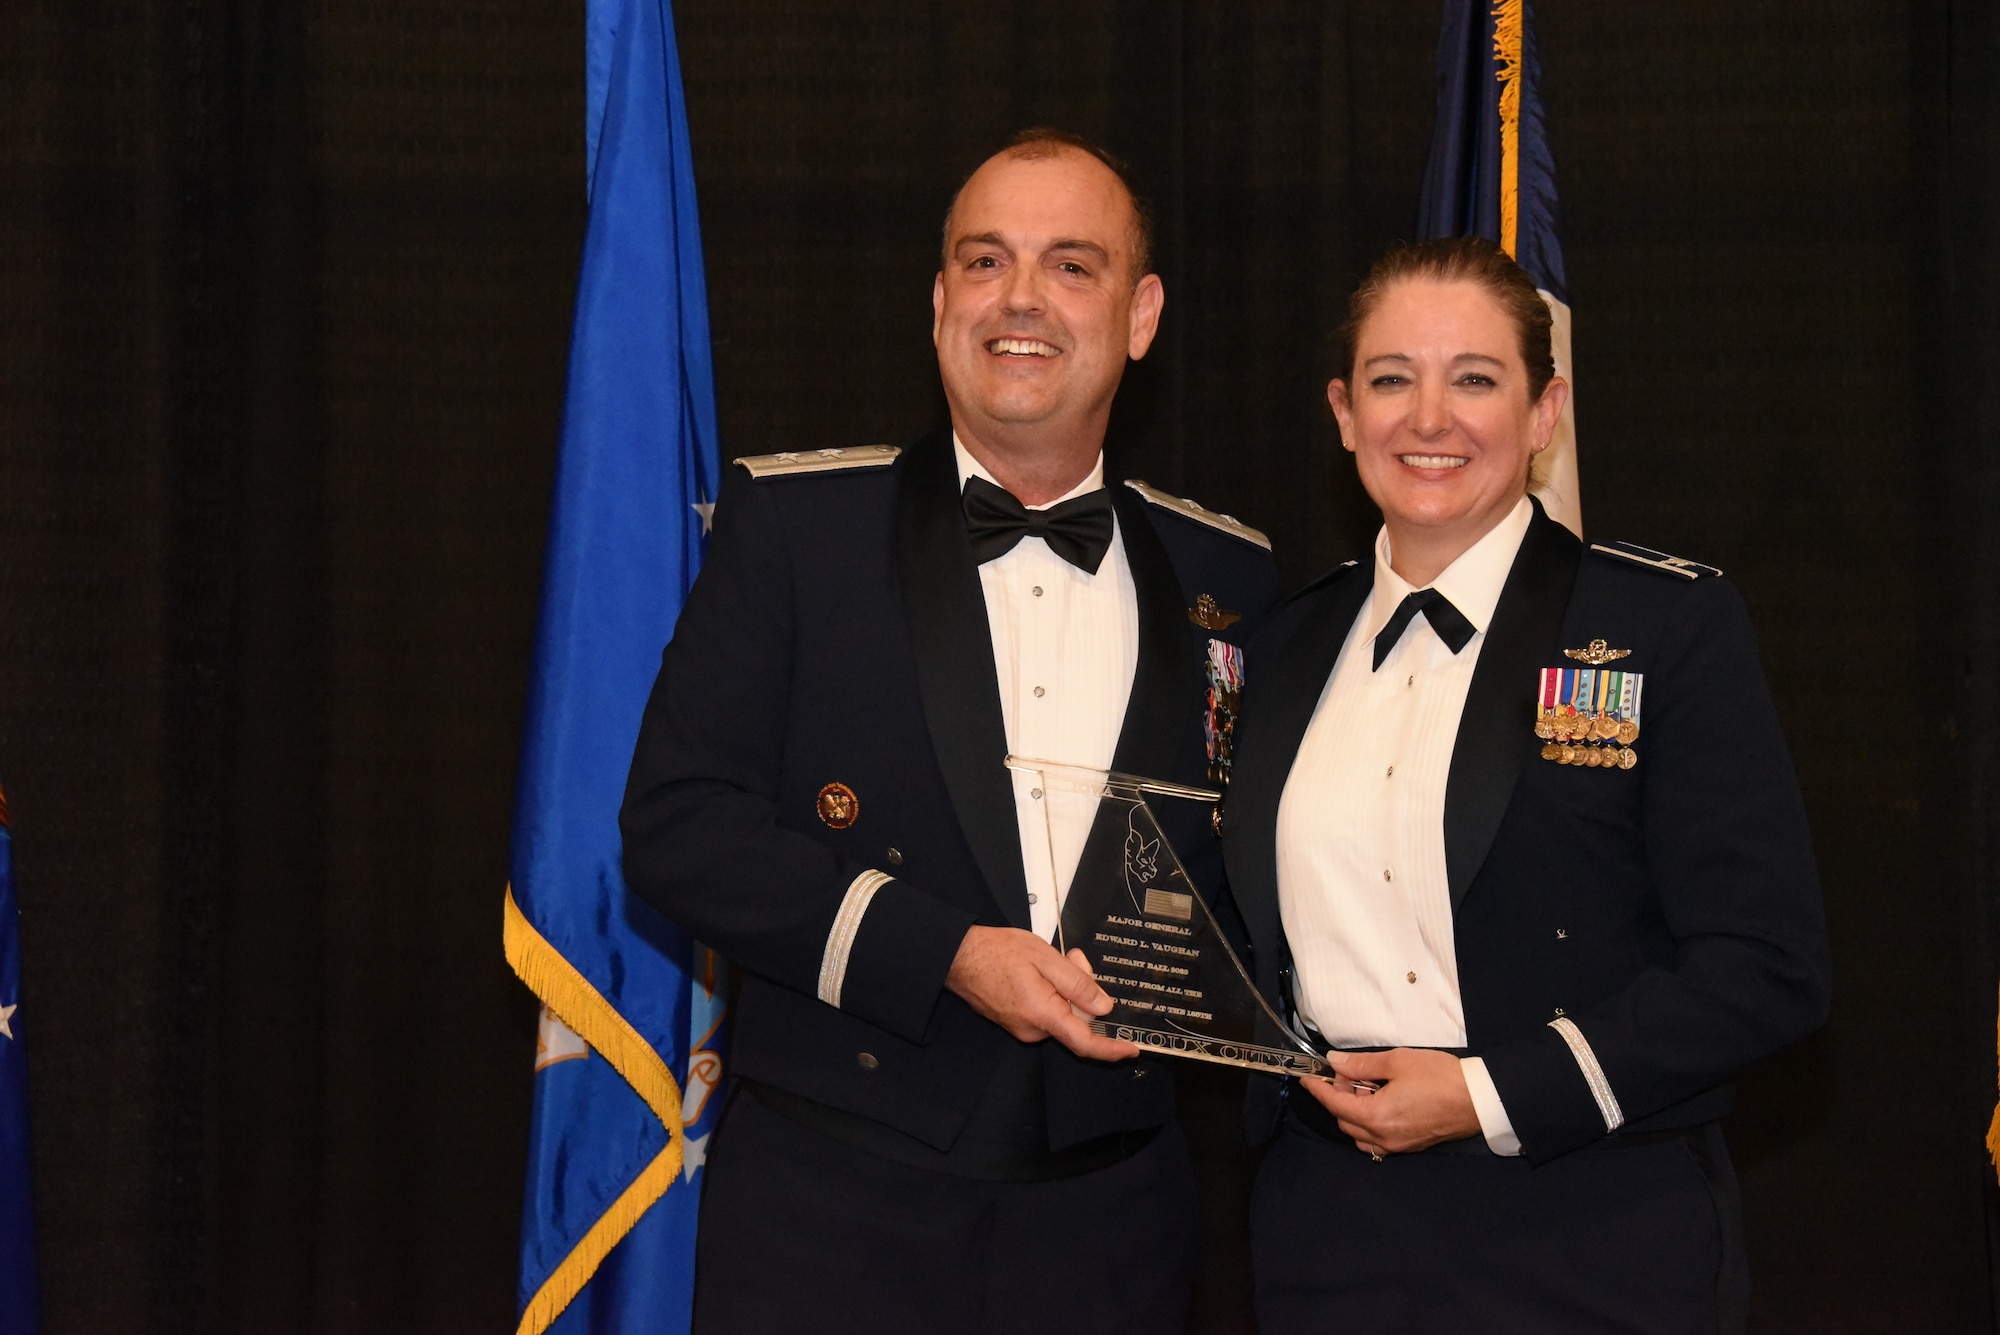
[1614,670,1642,744]
[1204,639,1245,786]
[1535,668,1560,738]
[1534,646,1643,769]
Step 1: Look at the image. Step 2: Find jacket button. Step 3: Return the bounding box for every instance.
[886,847,904,866]
[857,1052,879,1071]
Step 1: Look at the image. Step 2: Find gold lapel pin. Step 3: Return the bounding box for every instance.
[816,782,860,829]
[1562,638,1630,666]
[1188,593,1241,630]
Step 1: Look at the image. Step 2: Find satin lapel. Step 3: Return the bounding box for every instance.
[1229,565,1372,949]
[895,433,1031,929]
[1444,503,1583,912]
[1106,484,1198,783]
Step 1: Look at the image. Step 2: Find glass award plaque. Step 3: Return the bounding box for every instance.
[1005,755,1353,1081]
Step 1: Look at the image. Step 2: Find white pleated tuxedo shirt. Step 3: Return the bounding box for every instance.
[955,438,1140,943]
[815,443,1136,1010]
[1275,495,1534,1155]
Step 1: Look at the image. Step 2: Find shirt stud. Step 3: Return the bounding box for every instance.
[1406,971,1417,984]
[1030,788,1042,800]
[1033,685,1045,697]
[1031,585,1044,597]
[1383,869,1392,882]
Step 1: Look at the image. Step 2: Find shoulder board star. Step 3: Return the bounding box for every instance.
[0,1002,15,1040]
[1123,480,1272,550]
[735,444,901,479]
[1589,540,1722,581]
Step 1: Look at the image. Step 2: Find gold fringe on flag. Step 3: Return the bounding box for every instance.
[1492,0,1524,258]
[1987,990,2000,1181]
[505,885,687,1335]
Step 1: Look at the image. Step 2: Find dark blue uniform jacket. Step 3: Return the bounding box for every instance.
[1226,500,1832,1164]
[621,431,1277,1152]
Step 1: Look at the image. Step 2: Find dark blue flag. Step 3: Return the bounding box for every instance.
[504,0,725,1330]
[0,777,42,1335]
[1417,0,1582,533]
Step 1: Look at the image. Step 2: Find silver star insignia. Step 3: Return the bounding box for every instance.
[682,1131,711,1181]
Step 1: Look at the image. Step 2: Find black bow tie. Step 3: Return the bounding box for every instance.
[1372,588,1476,670]
[962,475,1115,574]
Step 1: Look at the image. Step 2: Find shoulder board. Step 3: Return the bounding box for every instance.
[735,445,901,479]
[1588,540,1722,581]
[1123,480,1271,550]
[1291,559,1362,600]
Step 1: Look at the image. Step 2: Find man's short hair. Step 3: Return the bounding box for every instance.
[940,127,1156,282]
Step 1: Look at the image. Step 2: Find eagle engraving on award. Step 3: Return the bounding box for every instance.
[1006,757,1367,1084]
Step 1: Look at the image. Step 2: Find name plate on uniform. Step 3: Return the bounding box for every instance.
[1005,757,1353,1083]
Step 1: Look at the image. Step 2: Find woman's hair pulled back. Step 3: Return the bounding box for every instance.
[1335,237,1556,402]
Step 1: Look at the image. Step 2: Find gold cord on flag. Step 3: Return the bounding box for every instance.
[1492,0,1524,258]
[504,886,688,1335]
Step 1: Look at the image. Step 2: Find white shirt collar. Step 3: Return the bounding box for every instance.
[952,433,1105,511]
[1362,494,1535,645]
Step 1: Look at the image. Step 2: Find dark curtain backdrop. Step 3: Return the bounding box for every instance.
[1,2,1994,1331]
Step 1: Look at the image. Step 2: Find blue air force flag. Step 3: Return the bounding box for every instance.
[1417,0,1581,535]
[503,0,725,1331]
[0,778,43,1335]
